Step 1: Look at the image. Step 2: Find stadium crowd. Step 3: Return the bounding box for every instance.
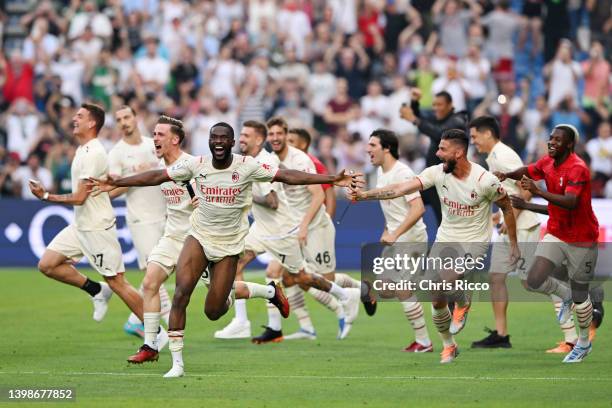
[0,0,610,199]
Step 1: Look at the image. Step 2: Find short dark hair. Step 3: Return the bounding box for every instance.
[243,120,267,139]
[435,91,453,104]
[266,117,288,133]
[157,115,185,143]
[370,129,399,159]
[554,124,578,150]
[288,128,311,149]
[211,122,234,139]
[441,128,469,152]
[469,116,500,139]
[81,103,105,133]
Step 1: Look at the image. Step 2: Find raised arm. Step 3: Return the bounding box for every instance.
[29,179,91,206]
[273,168,359,188]
[350,178,422,201]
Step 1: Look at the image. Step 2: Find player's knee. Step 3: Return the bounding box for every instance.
[142,274,161,295]
[204,304,225,321]
[526,274,544,291]
[37,259,55,277]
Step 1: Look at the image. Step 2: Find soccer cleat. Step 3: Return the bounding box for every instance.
[403,341,434,353]
[157,327,169,351]
[214,318,251,339]
[267,282,290,318]
[360,281,377,316]
[338,321,352,340]
[593,301,604,329]
[471,328,512,349]
[124,322,145,339]
[283,328,317,341]
[562,342,592,363]
[337,317,346,339]
[127,345,159,364]
[163,364,185,378]
[546,341,575,354]
[440,344,459,363]
[252,326,284,344]
[341,288,361,324]
[557,298,574,325]
[449,301,471,335]
[92,282,113,322]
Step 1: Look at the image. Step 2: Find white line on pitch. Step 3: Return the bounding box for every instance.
[0,371,610,382]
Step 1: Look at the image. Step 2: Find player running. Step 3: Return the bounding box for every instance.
[349,129,519,363]
[366,129,433,352]
[109,106,171,338]
[216,121,360,342]
[265,118,361,341]
[495,124,599,363]
[28,103,145,333]
[90,122,360,377]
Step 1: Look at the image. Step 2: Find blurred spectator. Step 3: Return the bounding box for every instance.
[72,25,104,68]
[50,49,86,105]
[586,121,612,197]
[543,0,570,63]
[383,1,422,54]
[307,59,336,132]
[326,36,370,99]
[87,49,118,110]
[586,0,611,56]
[324,78,356,135]
[3,50,34,104]
[0,150,21,197]
[135,37,171,97]
[13,153,53,199]
[544,40,581,109]
[67,0,113,40]
[328,0,358,34]
[431,60,469,112]
[277,0,311,59]
[22,17,60,62]
[518,0,543,55]
[360,80,390,126]
[480,0,520,78]
[387,75,417,136]
[581,41,610,136]
[4,99,40,161]
[458,44,490,112]
[432,0,482,59]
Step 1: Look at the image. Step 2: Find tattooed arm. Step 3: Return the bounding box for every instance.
[349,178,422,201]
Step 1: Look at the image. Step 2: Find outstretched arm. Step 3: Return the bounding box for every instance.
[29,179,90,205]
[519,175,579,210]
[510,194,549,215]
[349,178,422,201]
[495,166,530,181]
[90,169,171,193]
[273,169,360,188]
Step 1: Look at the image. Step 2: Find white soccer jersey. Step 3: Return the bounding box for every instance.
[251,149,300,237]
[486,142,540,230]
[417,162,505,242]
[376,161,427,242]
[279,146,327,229]
[167,154,278,244]
[108,137,166,224]
[160,152,195,241]
[72,138,116,231]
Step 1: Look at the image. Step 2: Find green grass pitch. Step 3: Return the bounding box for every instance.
[1,268,611,407]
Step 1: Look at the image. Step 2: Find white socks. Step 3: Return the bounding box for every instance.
[144,312,160,349]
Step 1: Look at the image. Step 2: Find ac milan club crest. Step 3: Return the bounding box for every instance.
[232,171,240,182]
[470,189,478,200]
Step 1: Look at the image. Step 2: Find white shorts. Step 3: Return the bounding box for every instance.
[304,218,336,274]
[129,220,165,270]
[148,235,184,276]
[191,229,244,263]
[534,234,598,284]
[48,224,125,277]
[245,228,306,274]
[490,225,540,279]
[424,241,489,281]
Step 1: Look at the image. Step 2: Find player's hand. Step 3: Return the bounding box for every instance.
[491,211,501,226]
[410,88,422,101]
[333,169,364,188]
[519,175,539,195]
[399,104,416,122]
[87,174,119,196]
[380,230,397,244]
[191,196,200,208]
[346,184,365,201]
[509,243,521,266]
[498,222,508,235]
[28,179,45,200]
[509,194,527,209]
[297,223,308,247]
[493,171,507,182]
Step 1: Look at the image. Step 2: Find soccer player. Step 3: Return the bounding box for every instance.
[215,121,360,342]
[266,118,361,340]
[366,129,433,352]
[109,106,171,338]
[28,103,144,328]
[349,129,519,363]
[495,124,599,363]
[468,116,541,348]
[287,128,336,218]
[91,122,359,377]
